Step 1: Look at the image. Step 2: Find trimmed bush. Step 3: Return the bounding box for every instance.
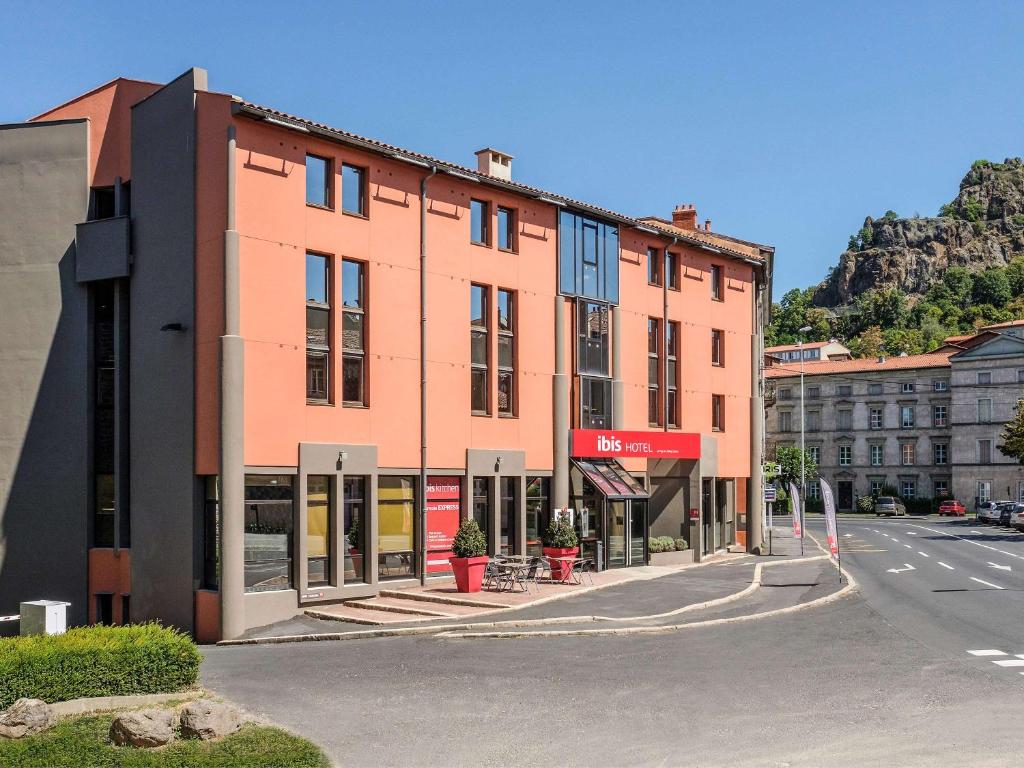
[451,519,487,558]
[673,537,689,552]
[648,536,678,554]
[856,496,874,514]
[0,623,201,709]
[542,517,579,549]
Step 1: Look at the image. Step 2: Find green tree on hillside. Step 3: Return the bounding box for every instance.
[998,399,1024,464]
[972,268,1012,306]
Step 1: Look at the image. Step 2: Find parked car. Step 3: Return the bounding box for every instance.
[874,496,907,516]
[937,499,966,516]
[998,501,1017,526]
[1009,504,1024,531]
[976,501,1000,523]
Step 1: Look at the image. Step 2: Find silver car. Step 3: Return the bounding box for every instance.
[874,496,907,516]
[976,501,1000,523]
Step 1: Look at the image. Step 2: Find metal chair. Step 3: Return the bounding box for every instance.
[483,560,503,591]
[576,558,596,586]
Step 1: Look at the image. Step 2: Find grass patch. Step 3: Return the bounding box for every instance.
[0,714,329,768]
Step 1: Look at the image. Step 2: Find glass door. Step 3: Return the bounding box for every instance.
[627,500,646,566]
[701,479,713,554]
[607,500,626,567]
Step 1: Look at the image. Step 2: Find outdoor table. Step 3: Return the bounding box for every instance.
[546,555,579,584]
[493,560,532,592]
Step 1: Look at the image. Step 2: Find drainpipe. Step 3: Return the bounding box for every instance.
[419,165,437,587]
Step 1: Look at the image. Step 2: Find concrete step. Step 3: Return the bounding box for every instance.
[378,589,510,609]
[344,597,455,618]
[304,605,423,625]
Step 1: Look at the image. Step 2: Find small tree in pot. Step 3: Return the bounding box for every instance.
[449,519,489,593]
[542,517,579,581]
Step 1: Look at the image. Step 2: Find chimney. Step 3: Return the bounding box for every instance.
[704,218,712,231]
[672,203,698,231]
[475,148,513,181]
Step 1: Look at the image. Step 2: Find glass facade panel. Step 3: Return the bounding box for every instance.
[577,301,609,375]
[306,155,330,207]
[343,476,366,583]
[244,475,294,592]
[497,206,514,250]
[581,377,611,429]
[306,253,328,303]
[306,353,328,401]
[307,475,330,586]
[471,199,489,244]
[557,210,619,303]
[525,477,550,556]
[472,477,491,551]
[341,164,365,215]
[500,477,517,555]
[378,476,416,579]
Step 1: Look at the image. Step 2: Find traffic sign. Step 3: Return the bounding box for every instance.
[764,486,777,503]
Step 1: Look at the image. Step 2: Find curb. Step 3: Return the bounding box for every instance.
[49,690,206,717]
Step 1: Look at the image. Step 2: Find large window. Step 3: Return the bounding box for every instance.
[648,318,660,426]
[470,199,489,245]
[870,408,883,430]
[778,411,792,432]
[342,259,366,405]
[710,264,723,301]
[900,405,915,428]
[901,480,916,499]
[978,398,993,423]
[666,251,679,289]
[933,442,948,466]
[647,247,662,286]
[525,477,550,557]
[378,476,416,579]
[933,404,947,428]
[244,475,294,593]
[471,284,489,414]
[978,439,992,464]
[837,409,852,430]
[341,163,366,216]
[712,394,725,432]
[558,210,619,303]
[306,253,330,402]
[901,443,915,466]
[472,477,491,551]
[500,477,517,556]
[497,206,515,251]
[711,328,724,367]
[581,377,612,429]
[306,476,330,587]
[343,476,366,584]
[870,444,883,466]
[306,154,331,208]
[497,289,515,415]
[577,301,609,375]
[807,445,821,465]
[667,322,679,427]
[838,444,852,466]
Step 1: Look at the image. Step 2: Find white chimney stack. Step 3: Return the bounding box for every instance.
[475,148,513,181]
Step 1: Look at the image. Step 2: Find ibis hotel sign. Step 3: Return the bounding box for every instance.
[571,429,701,459]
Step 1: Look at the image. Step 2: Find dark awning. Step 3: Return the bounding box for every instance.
[572,458,649,500]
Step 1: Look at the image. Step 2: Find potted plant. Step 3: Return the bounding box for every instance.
[449,519,489,593]
[542,517,579,581]
[346,519,363,576]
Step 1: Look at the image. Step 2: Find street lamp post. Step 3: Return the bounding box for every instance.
[798,325,812,556]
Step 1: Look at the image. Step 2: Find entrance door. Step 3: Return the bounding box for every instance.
[607,501,626,567]
[715,479,729,549]
[628,501,646,565]
[837,481,854,511]
[701,479,713,554]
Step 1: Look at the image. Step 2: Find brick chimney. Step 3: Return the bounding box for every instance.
[672,204,698,231]
[475,148,513,181]
[704,218,712,231]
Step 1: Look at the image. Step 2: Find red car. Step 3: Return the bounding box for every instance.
[938,500,966,516]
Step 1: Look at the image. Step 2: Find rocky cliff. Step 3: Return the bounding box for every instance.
[813,158,1024,306]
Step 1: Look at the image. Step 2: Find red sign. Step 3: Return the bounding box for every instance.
[425,476,461,573]
[571,429,701,459]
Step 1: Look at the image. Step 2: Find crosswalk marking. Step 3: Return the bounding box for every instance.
[968,649,1006,656]
[993,659,1024,667]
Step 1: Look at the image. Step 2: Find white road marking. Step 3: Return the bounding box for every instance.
[968,649,1006,656]
[907,532,917,536]
[987,562,1012,571]
[908,524,1024,561]
[993,659,1024,666]
[887,564,916,574]
[970,577,1005,590]
[971,530,984,534]
[904,544,913,549]
[938,562,955,570]
[918,551,930,558]
[891,538,899,543]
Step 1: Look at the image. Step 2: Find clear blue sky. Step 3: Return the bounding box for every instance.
[3,0,1022,296]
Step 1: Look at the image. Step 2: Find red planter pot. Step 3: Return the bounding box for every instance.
[543,546,580,581]
[449,556,490,593]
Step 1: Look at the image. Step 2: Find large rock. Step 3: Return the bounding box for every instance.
[109,708,175,748]
[179,699,241,741]
[0,698,55,738]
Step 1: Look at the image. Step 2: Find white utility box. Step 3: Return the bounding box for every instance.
[19,600,70,636]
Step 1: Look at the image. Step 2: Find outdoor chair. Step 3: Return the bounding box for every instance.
[482,560,504,591]
[510,557,544,592]
[576,558,596,586]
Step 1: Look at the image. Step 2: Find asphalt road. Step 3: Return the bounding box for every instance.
[203,519,1024,767]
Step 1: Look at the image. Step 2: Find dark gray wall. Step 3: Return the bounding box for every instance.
[0,120,90,626]
[128,69,207,632]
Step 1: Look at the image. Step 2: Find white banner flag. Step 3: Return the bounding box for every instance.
[820,479,839,558]
[788,482,802,538]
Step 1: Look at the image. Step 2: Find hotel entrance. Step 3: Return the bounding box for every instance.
[569,459,649,568]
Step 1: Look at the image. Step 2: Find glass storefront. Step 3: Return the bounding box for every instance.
[306,475,330,586]
[500,477,517,555]
[472,477,491,553]
[569,459,648,568]
[525,477,550,556]
[344,476,366,584]
[244,475,294,592]
[378,476,416,579]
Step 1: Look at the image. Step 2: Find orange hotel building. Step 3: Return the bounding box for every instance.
[0,68,773,641]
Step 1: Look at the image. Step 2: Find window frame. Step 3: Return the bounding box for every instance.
[711,328,724,367]
[580,375,612,430]
[471,283,490,415]
[900,405,915,429]
[341,163,368,217]
[933,442,948,466]
[577,300,610,377]
[870,407,883,430]
[932,404,947,428]
[838,444,852,466]
[711,393,725,432]
[666,251,680,290]
[306,474,332,588]
[341,258,367,406]
[470,199,490,246]
[496,288,516,416]
[305,153,333,209]
[978,397,993,424]
[306,251,332,404]
[667,321,680,427]
[710,264,723,301]
[869,444,883,466]
[648,318,661,427]
[496,206,517,252]
[901,443,915,466]
[647,247,662,286]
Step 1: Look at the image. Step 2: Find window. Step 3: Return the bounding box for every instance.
[1018,369,1024,383]
[581,377,612,429]
[306,154,331,207]
[341,163,366,216]
[90,186,116,220]
[558,210,619,303]
[901,382,915,393]
[710,264,723,300]
[711,329,724,367]
[934,479,949,498]
[977,481,992,504]
[837,409,852,430]
[577,301,610,375]
[870,408,883,430]
[202,477,219,590]
[870,479,884,496]
[94,474,115,548]
[472,477,491,551]
[306,253,330,402]
[778,388,792,400]
[778,411,792,432]
[933,443,948,466]
[343,476,366,584]
[470,199,489,245]
[806,411,820,432]
[932,404,947,428]
[525,477,550,557]
[306,475,330,587]
[901,443,915,466]
[868,383,883,395]
[933,380,948,392]
[978,439,992,464]
[647,247,662,286]
[712,394,725,432]
[497,289,515,415]
[977,371,991,385]
[648,318,660,426]
[900,406,915,428]
[378,476,416,579]
[471,284,489,414]
[807,483,821,500]
[342,259,366,405]
[837,385,852,397]
[870,444,883,466]
[978,398,992,423]
[244,475,294,592]
[807,445,821,465]
[666,251,679,289]
[806,386,820,399]
[901,480,916,499]
[667,322,680,427]
[500,477,517,556]
[497,206,515,251]
[838,444,852,466]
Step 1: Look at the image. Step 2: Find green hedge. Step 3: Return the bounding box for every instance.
[648,536,688,553]
[0,623,201,709]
